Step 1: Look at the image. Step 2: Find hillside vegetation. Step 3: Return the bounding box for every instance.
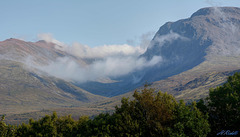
[0,59,106,115]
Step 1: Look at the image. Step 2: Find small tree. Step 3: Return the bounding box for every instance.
[55,114,76,137]
[17,112,58,137]
[0,115,8,137]
[169,101,210,137]
[115,87,210,137]
[0,115,16,137]
[198,72,240,136]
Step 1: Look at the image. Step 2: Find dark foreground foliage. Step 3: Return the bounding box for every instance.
[197,72,240,136]
[1,72,240,137]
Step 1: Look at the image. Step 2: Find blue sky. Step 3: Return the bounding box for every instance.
[0,0,240,47]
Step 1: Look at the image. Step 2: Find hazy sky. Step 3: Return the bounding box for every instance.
[0,0,240,47]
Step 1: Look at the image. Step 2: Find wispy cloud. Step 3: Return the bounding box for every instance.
[35,33,162,83]
[127,31,155,50]
[37,55,162,83]
[38,33,146,59]
[149,30,189,49]
[205,0,222,7]
[37,33,65,47]
[63,43,145,58]
[207,7,240,56]
[34,31,192,83]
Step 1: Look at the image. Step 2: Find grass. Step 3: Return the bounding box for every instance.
[0,59,107,118]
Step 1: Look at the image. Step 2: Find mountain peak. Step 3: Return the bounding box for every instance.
[2,38,25,43]
[190,7,213,17]
[36,40,48,44]
[191,7,240,18]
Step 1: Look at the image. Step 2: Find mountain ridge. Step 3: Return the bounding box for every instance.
[140,7,240,81]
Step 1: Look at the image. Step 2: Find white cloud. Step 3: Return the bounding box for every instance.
[67,43,146,58]
[38,55,162,83]
[127,31,155,50]
[149,31,189,49]
[37,33,66,47]
[0,31,191,83]
[32,33,163,83]
[37,33,147,59]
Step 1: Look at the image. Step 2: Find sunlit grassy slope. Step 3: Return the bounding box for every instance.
[0,59,107,116]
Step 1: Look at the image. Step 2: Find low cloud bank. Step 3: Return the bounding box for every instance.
[36,33,162,83]
[37,33,147,59]
[38,55,162,83]
[64,43,145,58]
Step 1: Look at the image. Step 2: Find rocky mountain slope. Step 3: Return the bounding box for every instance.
[142,7,240,100]
[142,7,240,81]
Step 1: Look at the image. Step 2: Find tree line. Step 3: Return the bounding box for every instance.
[1,73,240,137]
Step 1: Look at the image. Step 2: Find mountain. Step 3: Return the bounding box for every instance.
[0,38,106,116]
[0,38,87,66]
[141,7,240,101]
[78,7,240,97]
[142,7,240,80]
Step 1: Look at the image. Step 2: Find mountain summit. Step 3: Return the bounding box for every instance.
[140,7,240,82]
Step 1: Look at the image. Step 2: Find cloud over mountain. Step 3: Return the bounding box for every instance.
[36,33,162,83]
